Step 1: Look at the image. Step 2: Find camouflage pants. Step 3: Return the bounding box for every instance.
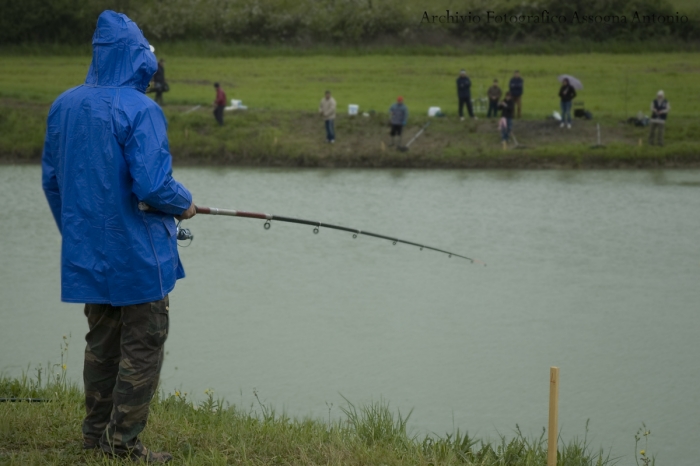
[82,296,169,458]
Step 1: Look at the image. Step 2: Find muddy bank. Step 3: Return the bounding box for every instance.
[2,103,698,169]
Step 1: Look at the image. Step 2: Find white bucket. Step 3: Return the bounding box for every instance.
[428,106,441,117]
[225,99,244,111]
[348,104,359,115]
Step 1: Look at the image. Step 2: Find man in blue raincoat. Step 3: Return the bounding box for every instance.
[42,10,195,463]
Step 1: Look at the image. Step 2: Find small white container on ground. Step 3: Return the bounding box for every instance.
[225,99,247,111]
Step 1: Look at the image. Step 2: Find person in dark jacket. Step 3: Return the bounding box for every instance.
[498,91,515,148]
[508,70,524,118]
[487,79,502,118]
[558,78,577,129]
[41,10,195,463]
[213,82,227,126]
[152,59,166,105]
[456,69,475,120]
[389,96,408,147]
[649,90,670,146]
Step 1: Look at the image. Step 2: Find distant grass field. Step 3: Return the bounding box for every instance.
[1,53,697,117]
[1,52,699,167]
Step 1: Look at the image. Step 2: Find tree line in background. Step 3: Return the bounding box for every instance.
[1,0,697,45]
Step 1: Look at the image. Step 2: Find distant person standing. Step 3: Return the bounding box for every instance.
[558,78,577,129]
[153,59,166,106]
[486,79,502,118]
[456,69,474,120]
[213,82,226,126]
[389,96,408,148]
[649,90,670,146]
[509,70,524,118]
[498,91,515,149]
[319,90,337,143]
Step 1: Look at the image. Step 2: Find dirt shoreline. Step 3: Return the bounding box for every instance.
[3,101,698,169]
[4,153,699,169]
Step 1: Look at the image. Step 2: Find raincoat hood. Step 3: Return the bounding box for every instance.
[85,10,156,91]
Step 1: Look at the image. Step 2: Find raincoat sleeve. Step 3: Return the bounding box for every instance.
[42,110,62,234]
[122,105,192,216]
[403,107,408,125]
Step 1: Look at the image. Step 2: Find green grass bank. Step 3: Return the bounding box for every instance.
[1,53,699,168]
[1,374,615,465]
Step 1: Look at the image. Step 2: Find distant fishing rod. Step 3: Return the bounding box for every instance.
[138,203,485,265]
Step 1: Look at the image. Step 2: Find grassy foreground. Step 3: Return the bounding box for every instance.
[1,374,614,466]
[1,52,699,168]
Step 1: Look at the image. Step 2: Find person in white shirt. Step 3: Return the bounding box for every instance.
[319,90,337,143]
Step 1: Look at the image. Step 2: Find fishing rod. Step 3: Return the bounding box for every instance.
[138,203,485,265]
[398,121,430,152]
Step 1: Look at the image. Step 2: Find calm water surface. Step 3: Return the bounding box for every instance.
[1,166,699,465]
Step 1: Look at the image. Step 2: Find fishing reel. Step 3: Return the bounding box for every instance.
[176,221,194,246]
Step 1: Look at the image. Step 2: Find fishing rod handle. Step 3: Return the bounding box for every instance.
[137,201,202,217]
[139,202,271,219]
[197,206,271,219]
[138,202,205,214]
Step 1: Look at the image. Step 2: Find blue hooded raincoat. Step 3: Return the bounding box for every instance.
[42,11,193,306]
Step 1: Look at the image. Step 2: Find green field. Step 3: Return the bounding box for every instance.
[1,52,699,167]
[3,53,698,116]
